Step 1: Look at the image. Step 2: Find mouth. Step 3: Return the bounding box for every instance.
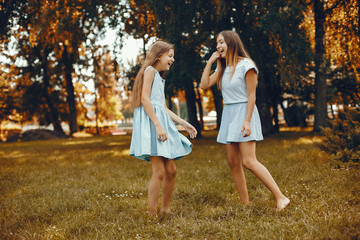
[218,49,225,57]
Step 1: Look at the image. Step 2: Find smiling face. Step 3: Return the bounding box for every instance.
[216,34,228,59]
[155,49,175,72]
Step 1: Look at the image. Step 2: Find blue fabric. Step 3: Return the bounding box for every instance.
[217,102,263,144]
[221,58,259,104]
[130,66,192,161]
[217,58,263,144]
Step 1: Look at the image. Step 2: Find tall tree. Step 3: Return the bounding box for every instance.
[313,0,328,131]
[214,0,312,133]
[1,1,67,133]
[149,0,220,136]
[93,50,122,134]
[325,0,359,81]
[1,0,122,134]
[312,0,355,131]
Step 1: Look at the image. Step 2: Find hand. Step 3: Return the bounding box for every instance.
[184,122,197,139]
[155,125,167,142]
[241,121,251,137]
[208,51,221,64]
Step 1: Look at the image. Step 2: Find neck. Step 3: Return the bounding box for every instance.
[153,63,162,72]
[227,56,244,66]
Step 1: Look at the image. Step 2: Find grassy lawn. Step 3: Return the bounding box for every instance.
[0,131,359,239]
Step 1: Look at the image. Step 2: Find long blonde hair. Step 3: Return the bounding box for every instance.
[216,30,254,89]
[132,41,174,108]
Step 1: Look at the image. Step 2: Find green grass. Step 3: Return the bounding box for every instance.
[0,131,359,240]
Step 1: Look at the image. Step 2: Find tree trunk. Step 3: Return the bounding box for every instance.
[37,46,65,135]
[272,99,279,132]
[142,36,147,58]
[314,0,328,132]
[43,76,65,135]
[358,0,360,37]
[167,93,173,111]
[95,93,100,135]
[184,80,201,137]
[211,85,223,130]
[63,45,79,134]
[195,86,204,130]
[257,74,275,135]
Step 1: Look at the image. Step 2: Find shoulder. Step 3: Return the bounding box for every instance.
[144,66,156,83]
[144,65,156,74]
[236,58,254,67]
[240,58,258,75]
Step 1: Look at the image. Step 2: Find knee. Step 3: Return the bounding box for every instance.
[227,155,240,169]
[242,158,256,170]
[166,164,177,178]
[153,168,165,180]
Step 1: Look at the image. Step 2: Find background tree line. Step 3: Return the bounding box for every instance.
[0,0,359,138]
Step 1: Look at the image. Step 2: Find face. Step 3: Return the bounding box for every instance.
[216,34,228,59]
[157,49,175,71]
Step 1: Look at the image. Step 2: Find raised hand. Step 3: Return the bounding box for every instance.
[209,51,221,64]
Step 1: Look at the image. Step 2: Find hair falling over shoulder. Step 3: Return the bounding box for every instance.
[216,30,256,89]
[131,41,174,108]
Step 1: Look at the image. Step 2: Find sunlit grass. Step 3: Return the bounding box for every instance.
[0,132,359,239]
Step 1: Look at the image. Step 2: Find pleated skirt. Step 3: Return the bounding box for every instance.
[217,102,264,144]
[130,105,192,161]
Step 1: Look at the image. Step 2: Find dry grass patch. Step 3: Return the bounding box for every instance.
[0,131,359,239]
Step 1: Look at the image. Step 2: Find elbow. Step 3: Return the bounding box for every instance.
[199,80,208,90]
[248,94,256,103]
[141,97,148,105]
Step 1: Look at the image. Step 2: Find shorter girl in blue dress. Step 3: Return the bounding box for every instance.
[200,31,290,211]
[130,41,197,217]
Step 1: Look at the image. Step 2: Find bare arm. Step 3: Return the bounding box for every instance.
[199,52,221,89]
[165,107,197,139]
[241,69,258,137]
[141,68,167,142]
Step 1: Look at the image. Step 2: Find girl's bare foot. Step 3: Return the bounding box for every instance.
[160,209,171,215]
[276,197,290,212]
[147,210,158,218]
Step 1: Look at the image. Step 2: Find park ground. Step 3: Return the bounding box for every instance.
[0,130,359,239]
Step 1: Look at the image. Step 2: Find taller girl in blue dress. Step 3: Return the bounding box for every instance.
[200,30,290,211]
[130,41,197,217]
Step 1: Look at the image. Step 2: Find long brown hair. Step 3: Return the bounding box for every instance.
[216,30,254,89]
[131,41,174,108]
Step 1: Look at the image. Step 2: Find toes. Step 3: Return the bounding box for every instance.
[277,198,290,212]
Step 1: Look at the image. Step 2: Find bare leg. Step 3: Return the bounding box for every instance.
[148,156,165,217]
[239,141,290,210]
[160,159,177,214]
[225,143,249,204]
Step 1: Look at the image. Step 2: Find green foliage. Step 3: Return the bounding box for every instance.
[321,106,360,166]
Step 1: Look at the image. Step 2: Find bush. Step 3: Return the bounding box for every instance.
[283,101,310,127]
[6,129,66,142]
[320,106,360,167]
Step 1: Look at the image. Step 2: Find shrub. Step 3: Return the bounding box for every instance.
[320,106,360,167]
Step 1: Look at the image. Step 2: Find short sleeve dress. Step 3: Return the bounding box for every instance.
[130,66,193,161]
[217,58,264,144]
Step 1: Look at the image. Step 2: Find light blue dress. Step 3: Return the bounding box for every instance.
[130,66,192,161]
[217,58,264,144]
